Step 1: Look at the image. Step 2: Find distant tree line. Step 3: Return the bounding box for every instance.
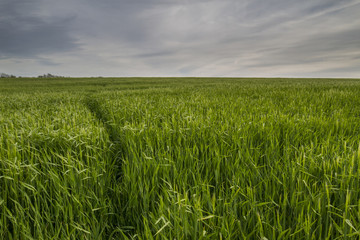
[0,73,65,78]
[1,73,17,78]
[37,73,65,78]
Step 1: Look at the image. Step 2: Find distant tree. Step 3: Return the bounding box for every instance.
[1,73,16,78]
[38,73,64,78]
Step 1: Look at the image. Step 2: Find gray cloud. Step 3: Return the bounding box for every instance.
[1,0,359,77]
[0,0,78,58]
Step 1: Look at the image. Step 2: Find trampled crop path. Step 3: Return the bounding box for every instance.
[84,96,123,180]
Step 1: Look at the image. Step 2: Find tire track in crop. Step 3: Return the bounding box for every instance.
[84,96,126,237]
[83,96,123,180]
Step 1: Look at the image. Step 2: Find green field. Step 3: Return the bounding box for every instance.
[1,77,360,239]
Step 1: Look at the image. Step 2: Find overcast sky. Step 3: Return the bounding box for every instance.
[1,0,360,77]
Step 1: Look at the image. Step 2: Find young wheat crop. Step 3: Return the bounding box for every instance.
[1,77,360,239]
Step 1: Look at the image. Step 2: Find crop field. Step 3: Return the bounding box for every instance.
[1,77,360,239]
